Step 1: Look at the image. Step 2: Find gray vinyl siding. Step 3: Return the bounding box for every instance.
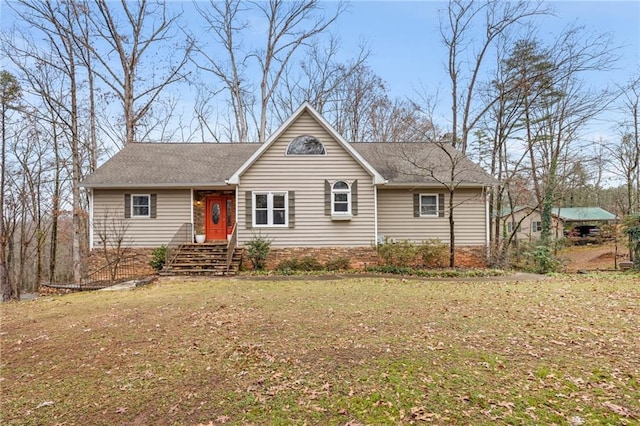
[92,188,191,248]
[377,187,487,245]
[238,110,376,247]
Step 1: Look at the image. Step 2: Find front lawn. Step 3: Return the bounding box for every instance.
[1,274,638,425]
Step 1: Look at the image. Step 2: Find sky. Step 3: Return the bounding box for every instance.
[328,1,640,137]
[1,0,639,144]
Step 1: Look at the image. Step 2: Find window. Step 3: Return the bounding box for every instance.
[253,192,288,226]
[124,193,156,219]
[332,181,351,216]
[413,193,444,218]
[419,194,438,217]
[132,194,150,218]
[533,221,542,232]
[507,222,520,233]
[286,135,326,155]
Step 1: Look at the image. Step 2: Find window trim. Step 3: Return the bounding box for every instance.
[131,194,151,218]
[331,180,352,219]
[532,221,543,232]
[252,191,288,227]
[419,193,438,217]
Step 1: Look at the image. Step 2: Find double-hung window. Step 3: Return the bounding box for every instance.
[331,181,351,217]
[532,221,542,232]
[419,194,438,217]
[253,192,288,226]
[132,194,150,218]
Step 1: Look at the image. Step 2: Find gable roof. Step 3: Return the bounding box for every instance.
[80,143,260,188]
[552,207,617,222]
[227,102,386,185]
[82,105,497,189]
[497,205,532,218]
[352,142,496,187]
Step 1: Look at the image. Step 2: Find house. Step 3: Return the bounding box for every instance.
[499,206,617,242]
[81,103,496,271]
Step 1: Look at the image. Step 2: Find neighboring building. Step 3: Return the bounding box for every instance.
[499,206,617,241]
[81,103,496,269]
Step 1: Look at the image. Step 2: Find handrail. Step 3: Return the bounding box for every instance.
[225,222,238,274]
[166,223,193,267]
[81,253,139,287]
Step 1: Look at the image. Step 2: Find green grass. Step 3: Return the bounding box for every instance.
[1,274,639,425]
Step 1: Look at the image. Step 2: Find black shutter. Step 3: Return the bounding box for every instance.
[150,194,157,218]
[288,191,295,228]
[245,191,252,229]
[413,193,420,217]
[438,193,445,218]
[124,194,131,218]
[324,180,331,216]
[351,180,358,216]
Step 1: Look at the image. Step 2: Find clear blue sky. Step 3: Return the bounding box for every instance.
[330,0,640,135]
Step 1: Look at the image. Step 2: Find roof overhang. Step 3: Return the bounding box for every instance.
[81,182,235,189]
[377,182,492,189]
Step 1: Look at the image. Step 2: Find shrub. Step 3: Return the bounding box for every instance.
[298,256,324,271]
[325,256,351,271]
[523,244,562,274]
[246,232,272,270]
[275,258,300,272]
[419,239,449,267]
[150,245,167,271]
[376,240,418,267]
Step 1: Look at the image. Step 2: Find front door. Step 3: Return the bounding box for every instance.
[205,196,233,241]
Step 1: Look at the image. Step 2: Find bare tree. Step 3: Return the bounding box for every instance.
[193,0,252,142]
[617,74,640,213]
[1,71,21,301]
[90,0,193,145]
[253,0,346,142]
[272,36,369,122]
[440,0,548,154]
[92,212,131,281]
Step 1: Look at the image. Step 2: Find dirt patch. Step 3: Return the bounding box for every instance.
[559,242,630,272]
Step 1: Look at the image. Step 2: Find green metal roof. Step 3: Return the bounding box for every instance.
[552,207,617,222]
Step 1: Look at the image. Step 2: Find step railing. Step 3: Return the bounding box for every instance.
[225,223,238,274]
[166,223,194,267]
[81,254,139,287]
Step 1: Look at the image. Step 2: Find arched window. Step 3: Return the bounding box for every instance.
[331,181,351,215]
[286,135,326,155]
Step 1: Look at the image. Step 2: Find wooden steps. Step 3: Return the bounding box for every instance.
[161,243,242,276]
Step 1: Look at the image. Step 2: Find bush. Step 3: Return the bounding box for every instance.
[325,256,351,271]
[276,256,325,272]
[376,240,418,267]
[150,245,167,271]
[524,244,562,274]
[247,232,272,270]
[298,256,324,271]
[419,239,449,267]
[275,258,300,272]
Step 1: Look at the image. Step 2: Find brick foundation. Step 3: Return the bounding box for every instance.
[242,245,487,271]
[452,246,487,268]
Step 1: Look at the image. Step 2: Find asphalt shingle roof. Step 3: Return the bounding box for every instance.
[81,143,260,188]
[351,142,497,186]
[82,141,496,188]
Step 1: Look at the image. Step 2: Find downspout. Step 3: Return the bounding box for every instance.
[88,188,94,250]
[235,185,239,246]
[190,188,194,238]
[374,181,378,245]
[485,187,490,259]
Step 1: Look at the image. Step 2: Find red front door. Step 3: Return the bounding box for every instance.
[205,196,233,241]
